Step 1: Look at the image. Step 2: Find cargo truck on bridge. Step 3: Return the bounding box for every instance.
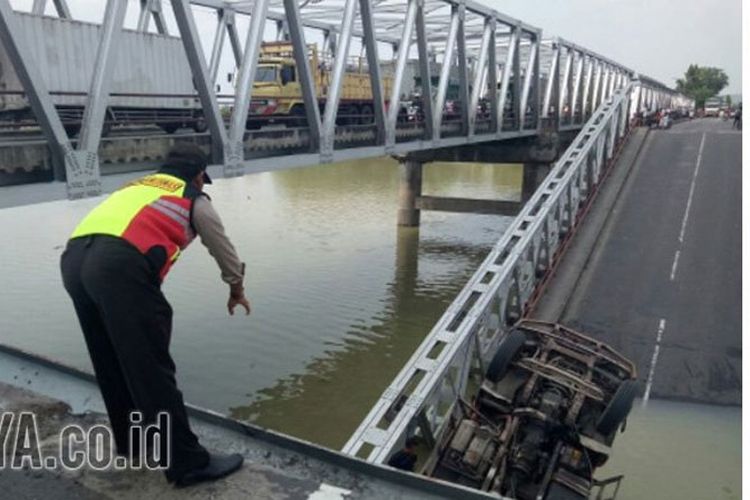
[0,14,396,135]
[0,12,207,136]
[245,41,394,128]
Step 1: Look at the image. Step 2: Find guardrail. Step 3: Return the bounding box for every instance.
[342,81,635,465]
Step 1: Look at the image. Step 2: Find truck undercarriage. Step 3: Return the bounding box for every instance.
[425,320,638,500]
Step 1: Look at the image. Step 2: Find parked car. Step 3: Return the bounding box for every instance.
[427,320,638,500]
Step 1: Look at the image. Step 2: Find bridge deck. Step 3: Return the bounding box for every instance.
[537,119,741,405]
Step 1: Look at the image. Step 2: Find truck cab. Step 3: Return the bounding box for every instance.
[249,61,301,119]
[243,42,391,128]
[248,43,318,124]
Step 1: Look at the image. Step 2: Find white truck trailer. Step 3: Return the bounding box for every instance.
[0,12,205,135]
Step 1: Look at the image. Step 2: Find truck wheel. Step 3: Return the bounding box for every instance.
[486,330,526,383]
[596,379,638,436]
[336,105,355,126]
[359,104,374,125]
[290,105,307,128]
[192,116,208,133]
[160,123,179,134]
[245,118,263,130]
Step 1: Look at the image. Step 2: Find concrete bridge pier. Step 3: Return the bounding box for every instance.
[396,154,527,227]
[397,158,423,227]
[392,131,572,225]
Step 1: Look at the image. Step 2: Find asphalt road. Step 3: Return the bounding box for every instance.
[561,119,741,405]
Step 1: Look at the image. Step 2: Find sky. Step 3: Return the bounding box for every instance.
[9,0,744,95]
[492,0,743,94]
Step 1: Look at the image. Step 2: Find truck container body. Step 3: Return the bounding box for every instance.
[0,12,203,133]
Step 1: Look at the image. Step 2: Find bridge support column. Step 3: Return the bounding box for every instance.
[397,158,423,227]
[522,163,550,203]
[395,225,419,289]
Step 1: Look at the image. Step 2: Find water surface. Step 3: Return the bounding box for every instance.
[0,158,520,448]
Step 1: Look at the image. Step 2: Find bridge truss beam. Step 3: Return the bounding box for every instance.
[0,0,686,198]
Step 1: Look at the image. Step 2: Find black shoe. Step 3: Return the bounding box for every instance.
[173,453,244,488]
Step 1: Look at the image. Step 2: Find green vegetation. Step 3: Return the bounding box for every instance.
[676,65,729,108]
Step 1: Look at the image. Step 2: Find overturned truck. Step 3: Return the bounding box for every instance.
[424,320,638,500]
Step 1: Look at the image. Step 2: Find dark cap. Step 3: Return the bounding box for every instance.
[160,143,212,184]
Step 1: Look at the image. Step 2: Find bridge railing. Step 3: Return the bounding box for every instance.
[541,38,634,131]
[630,74,694,114]
[342,81,635,465]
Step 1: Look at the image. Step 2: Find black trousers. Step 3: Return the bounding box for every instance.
[60,235,209,479]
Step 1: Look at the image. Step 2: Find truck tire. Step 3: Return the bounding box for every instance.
[246,117,263,130]
[486,330,526,383]
[290,105,307,128]
[336,105,355,126]
[192,115,208,133]
[160,123,180,134]
[596,379,638,435]
[359,104,374,125]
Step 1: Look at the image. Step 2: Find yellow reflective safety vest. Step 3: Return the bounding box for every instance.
[71,173,203,281]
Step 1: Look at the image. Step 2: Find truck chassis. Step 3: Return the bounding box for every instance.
[425,320,638,500]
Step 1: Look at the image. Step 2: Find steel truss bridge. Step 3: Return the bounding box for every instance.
[0,0,685,200]
[1,0,691,479]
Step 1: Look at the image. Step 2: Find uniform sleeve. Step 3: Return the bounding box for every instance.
[192,196,245,286]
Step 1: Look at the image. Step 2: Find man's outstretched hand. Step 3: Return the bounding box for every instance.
[228,284,251,315]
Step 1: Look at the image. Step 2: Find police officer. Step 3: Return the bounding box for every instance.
[60,143,249,487]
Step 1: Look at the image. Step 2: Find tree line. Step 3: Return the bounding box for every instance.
[676,65,730,108]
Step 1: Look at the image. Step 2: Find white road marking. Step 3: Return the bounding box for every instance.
[669,250,681,281]
[642,318,666,407]
[677,133,706,244]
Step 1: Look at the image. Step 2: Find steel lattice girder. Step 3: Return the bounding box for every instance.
[0,0,687,192]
